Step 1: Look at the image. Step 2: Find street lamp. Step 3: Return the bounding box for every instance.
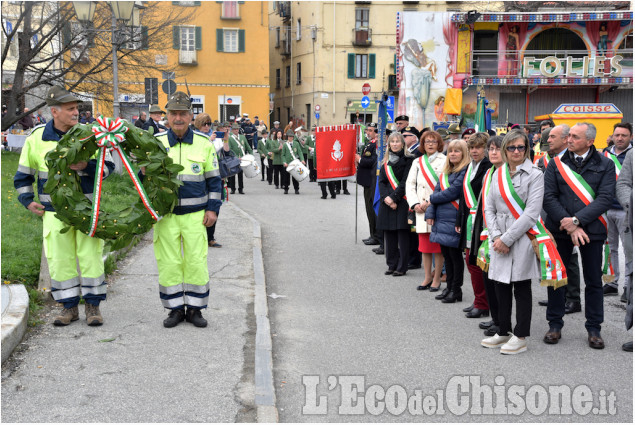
[71,1,135,118]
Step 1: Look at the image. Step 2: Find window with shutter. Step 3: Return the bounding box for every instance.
[221,1,240,19]
[223,29,238,52]
[369,53,375,79]
[347,53,355,78]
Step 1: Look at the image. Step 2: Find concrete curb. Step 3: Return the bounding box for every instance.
[229,202,279,423]
[1,284,29,364]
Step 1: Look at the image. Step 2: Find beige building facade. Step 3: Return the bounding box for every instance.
[268,1,472,128]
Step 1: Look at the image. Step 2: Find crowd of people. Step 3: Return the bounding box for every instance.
[12,87,633,347]
[354,115,632,354]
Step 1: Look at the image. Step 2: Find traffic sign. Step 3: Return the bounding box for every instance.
[162,79,177,95]
[315,104,321,112]
[362,83,371,95]
[315,112,320,120]
[386,96,395,123]
[361,96,370,109]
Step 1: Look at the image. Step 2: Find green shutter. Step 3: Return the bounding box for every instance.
[238,29,245,53]
[369,53,376,79]
[216,28,224,52]
[141,26,148,49]
[62,22,71,47]
[172,26,180,49]
[348,53,355,79]
[194,1,201,5]
[195,26,202,50]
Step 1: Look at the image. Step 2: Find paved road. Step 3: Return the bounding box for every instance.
[1,205,257,423]
[232,176,633,422]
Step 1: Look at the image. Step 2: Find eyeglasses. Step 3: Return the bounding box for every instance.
[424,140,438,145]
[506,145,526,152]
[488,146,501,152]
[203,122,212,126]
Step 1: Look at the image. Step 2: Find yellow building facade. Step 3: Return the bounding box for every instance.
[70,1,269,123]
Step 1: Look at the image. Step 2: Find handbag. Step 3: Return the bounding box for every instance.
[218,148,242,179]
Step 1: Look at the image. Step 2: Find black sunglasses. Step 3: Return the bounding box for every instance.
[506,145,526,152]
[203,122,212,126]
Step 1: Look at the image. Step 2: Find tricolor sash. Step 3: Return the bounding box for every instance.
[603,151,622,180]
[463,162,478,244]
[498,163,567,288]
[534,152,550,169]
[553,156,615,281]
[385,163,407,200]
[476,166,495,271]
[439,173,459,209]
[419,155,439,190]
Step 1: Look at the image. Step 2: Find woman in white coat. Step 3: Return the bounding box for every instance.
[482,130,544,355]
[406,130,446,291]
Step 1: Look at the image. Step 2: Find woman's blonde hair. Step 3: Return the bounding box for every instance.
[442,139,470,174]
[194,113,212,131]
[382,132,413,165]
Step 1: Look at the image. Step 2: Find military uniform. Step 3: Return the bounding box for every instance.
[258,133,269,181]
[281,131,305,194]
[227,124,253,194]
[153,92,222,328]
[268,137,284,188]
[13,86,114,326]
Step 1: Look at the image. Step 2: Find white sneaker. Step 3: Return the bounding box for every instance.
[481,333,511,348]
[500,335,527,355]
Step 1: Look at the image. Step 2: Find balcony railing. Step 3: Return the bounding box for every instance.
[179,49,197,65]
[281,39,291,56]
[353,27,372,46]
[463,49,632,79]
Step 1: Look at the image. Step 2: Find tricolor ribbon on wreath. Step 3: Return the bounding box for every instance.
[554,156,615,282]
[87,117,161,237]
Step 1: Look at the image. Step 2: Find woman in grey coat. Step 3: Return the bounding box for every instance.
[616,149,632,352]
[481,130,544,355]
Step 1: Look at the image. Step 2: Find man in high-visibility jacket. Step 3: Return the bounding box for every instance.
[13,86,114,326]
[153,91,222,328]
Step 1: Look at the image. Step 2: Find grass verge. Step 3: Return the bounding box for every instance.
[2,151,145,325]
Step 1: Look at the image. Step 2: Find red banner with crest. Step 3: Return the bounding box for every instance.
[315,124,358,181]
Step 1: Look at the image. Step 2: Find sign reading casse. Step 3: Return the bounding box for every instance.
[523,55,624,78]
[553,103,621,114]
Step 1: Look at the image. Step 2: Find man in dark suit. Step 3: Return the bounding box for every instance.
[542,122,616,349]
[357,123,380,245]
[456,132,492,318]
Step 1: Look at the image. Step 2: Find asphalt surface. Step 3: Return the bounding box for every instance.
[1,204,257,423]
[231,175,633,423]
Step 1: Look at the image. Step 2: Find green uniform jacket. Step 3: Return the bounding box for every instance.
[258,137,270,159]
[229,133,253,157]
[306,135,316,162]
[282,140,305,165]
[296,135,309,157]
[268,138,284,165]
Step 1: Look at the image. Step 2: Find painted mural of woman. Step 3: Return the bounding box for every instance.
[506,25,520,76]
[598,22,609,55]
[402,38,438,128]
[434,96,445,121]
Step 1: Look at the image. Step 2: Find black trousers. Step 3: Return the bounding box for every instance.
[547,238,604,332]
[273,164,283,187]
[260,156,266,179]
[408,231,422,267]
[309,158,316,181]
[494,279,532,338]
[320,181,336,197]
[334,180,348,193]
[483,271,500,326]
[439,244,464,294]
[384,229,410,274]
[266,158,274,184]
[281,169,299,190]
[228,170,244,191]
[565,250,581,303]
[363,185,379,240]
[206,209,220,242]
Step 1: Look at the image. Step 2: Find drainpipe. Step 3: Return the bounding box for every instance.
[333,0,336,118]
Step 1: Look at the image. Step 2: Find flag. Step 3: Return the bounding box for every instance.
[475,88,486,133]
[315,124,358,181]
[373,97,388,215]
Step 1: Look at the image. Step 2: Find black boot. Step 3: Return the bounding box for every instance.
[163,308,186,328]
[186,308,208,328]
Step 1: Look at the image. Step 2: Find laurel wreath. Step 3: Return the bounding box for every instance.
[44,122,183,251]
